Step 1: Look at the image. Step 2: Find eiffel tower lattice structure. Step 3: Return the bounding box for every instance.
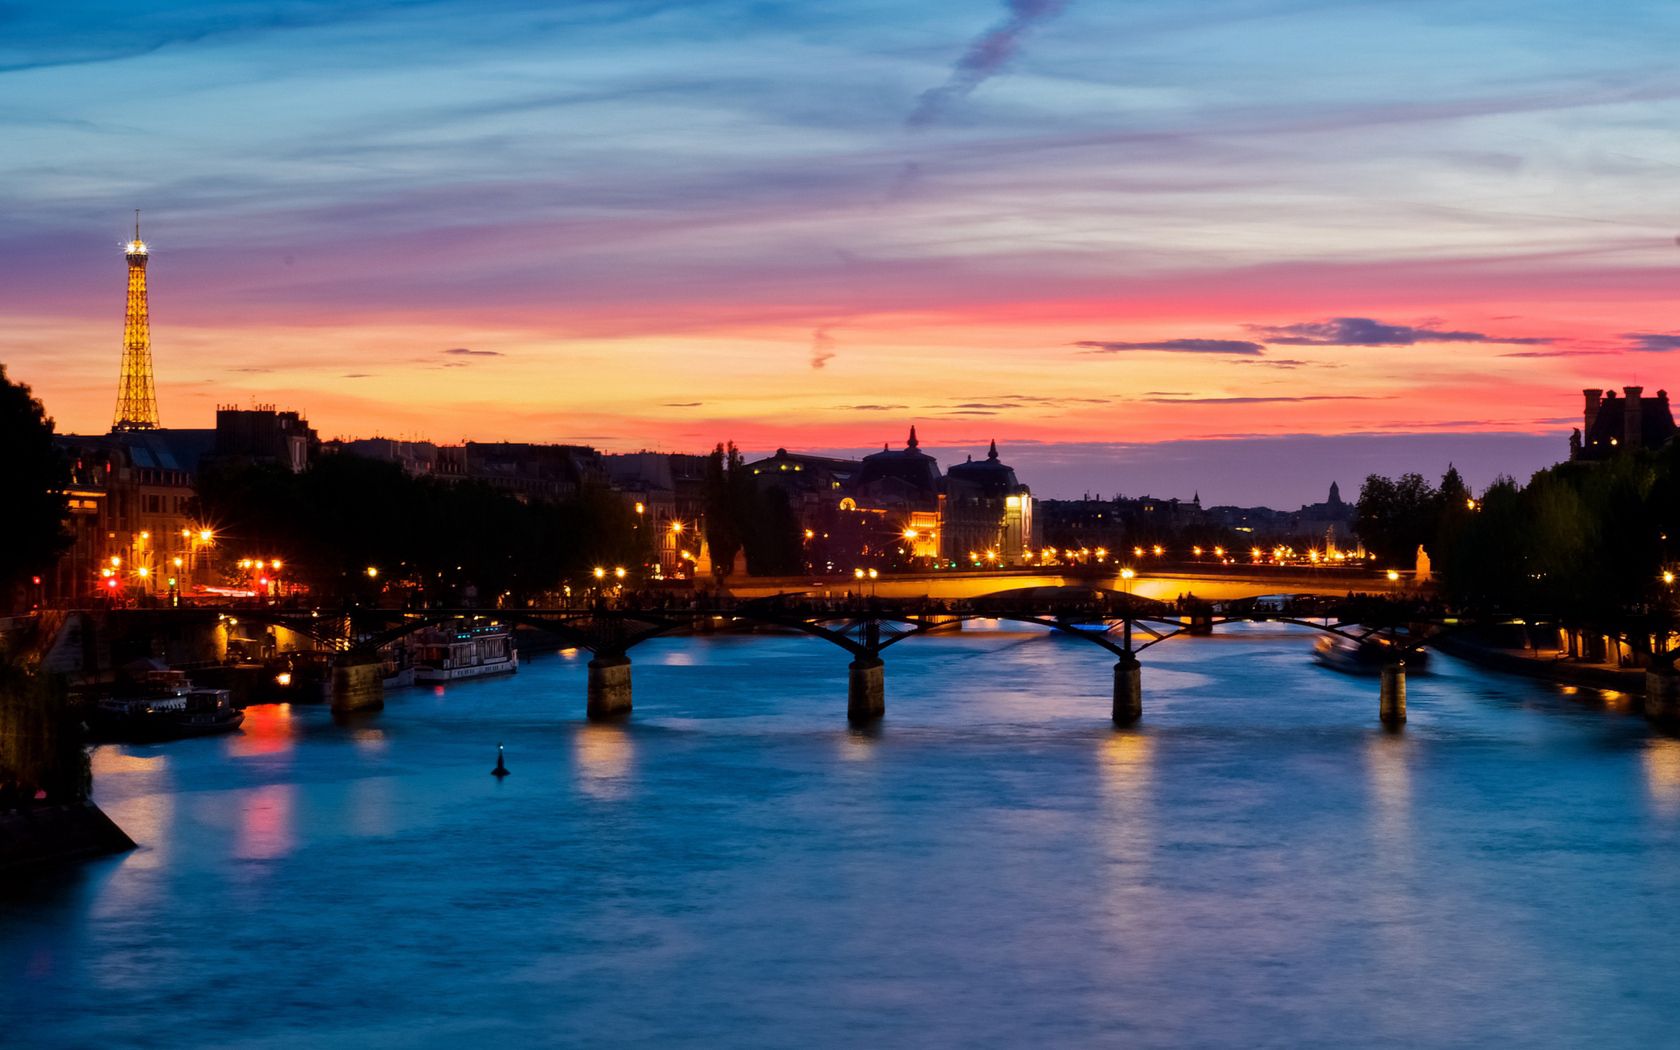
[112,210,160,431]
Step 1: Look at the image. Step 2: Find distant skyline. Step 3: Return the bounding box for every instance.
[4,1,1676,504]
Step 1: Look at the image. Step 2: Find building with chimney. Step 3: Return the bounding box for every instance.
[1573,386,1676,461]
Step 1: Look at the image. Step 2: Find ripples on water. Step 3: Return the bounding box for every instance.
[5,623,1680,1048]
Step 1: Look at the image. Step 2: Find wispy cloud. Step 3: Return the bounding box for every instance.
[1500,349,1612,358]
[1135,395,1390,405]
[662,401,703,407]
[444,347,502,357]
[1076,338,1265,356]
[837,404,909,411]
[811,326,836,369]
[908,0,1068,127]
[1250,318,1553,347]
[1621,333,1680,352]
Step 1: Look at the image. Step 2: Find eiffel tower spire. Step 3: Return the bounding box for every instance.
[113,210,160,431]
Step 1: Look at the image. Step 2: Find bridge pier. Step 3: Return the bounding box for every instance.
[1113,656,1142,725]
[1186,612,1214,636]
[1645,669,1680,725]
[848,657,885,724]
[587,655,633,721]
[1380,662,1406,728]
[330,657,384,715]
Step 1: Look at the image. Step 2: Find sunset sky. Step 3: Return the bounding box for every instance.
[3,0,1677,504]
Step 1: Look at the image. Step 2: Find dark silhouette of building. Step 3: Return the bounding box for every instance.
[1572,386,1676,460]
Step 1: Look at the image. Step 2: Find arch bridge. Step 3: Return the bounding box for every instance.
[205,587,1457,727]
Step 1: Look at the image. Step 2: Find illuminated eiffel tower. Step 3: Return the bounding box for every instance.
[112,210,160,431]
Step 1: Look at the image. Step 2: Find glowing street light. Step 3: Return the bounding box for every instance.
[614,567,627,579]
[366,566,379,578]
[1386,569,1401,582]
[1664,571,1676,586]
[592,567,606,580]
[670,520,684,534]
[1119,567,1136,580]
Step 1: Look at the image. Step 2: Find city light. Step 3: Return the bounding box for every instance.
[614,567,626,579]
[670,521,684,534]
[1665,571,1675,586]
[199,529,213,542]
[136,567,149,578]
[593,567,606,579]
[855,568,866,579]
[1386,570,1401,582]
[903,528,918,540]
[1120,568,1136,580]
[366,566,379,578]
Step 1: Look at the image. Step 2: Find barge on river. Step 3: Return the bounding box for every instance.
[413,623,518,683]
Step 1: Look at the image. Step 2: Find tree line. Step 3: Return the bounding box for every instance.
[1358,447,1680,623]
[196,454,649,602]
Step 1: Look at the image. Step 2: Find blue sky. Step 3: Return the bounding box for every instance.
[3,0,1678,503]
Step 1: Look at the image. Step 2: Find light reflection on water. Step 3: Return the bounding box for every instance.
[572,723,634,800]
[1643,737,1680,816]
[232,782,296,861]
[6,625,1680,1048]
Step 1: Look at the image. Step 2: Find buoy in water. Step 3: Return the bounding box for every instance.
[492,742,509,777]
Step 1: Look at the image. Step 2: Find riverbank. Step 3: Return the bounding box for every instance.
[0,802,134,880]
[1433,633,1647,695]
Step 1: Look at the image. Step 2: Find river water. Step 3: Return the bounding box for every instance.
[5,622,1680,1048]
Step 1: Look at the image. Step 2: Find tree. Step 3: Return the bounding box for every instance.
[1355,472,1440,565]
[0,365,69,609]
[703,442,749,580]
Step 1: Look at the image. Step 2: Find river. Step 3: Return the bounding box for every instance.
[5,622,1680,1048]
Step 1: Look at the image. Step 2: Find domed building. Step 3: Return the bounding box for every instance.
[846,427,944,560]
[942,440,1035,564]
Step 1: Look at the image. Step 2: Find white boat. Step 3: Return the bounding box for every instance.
[413,624,518,683]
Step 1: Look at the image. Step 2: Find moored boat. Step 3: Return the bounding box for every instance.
[90,676,244,742]
[413,623,518,683]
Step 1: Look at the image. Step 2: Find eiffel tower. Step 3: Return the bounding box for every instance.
[112,210,160,431]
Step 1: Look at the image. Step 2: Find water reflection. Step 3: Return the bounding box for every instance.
[227,703,295,758]
[838,725,881,761]
[1365,732,1414,856]
[234,782,297,861]
[1642,737,1680,816]
[574,724,634,800]
[91,749,170,776]
[1097,730,1154,808]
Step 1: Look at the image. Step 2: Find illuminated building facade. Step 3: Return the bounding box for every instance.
[942,440,1035,565]
[746,429,1040,571]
